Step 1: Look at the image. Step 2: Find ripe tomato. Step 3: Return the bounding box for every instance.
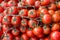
[52,12,60,22]
[21,19,28,27]
[11,16,21,26]
[0,15,3,23]
[41,0,50,6]
[28,20,37,28]
[33,27,43,38]
[35,1,41,8]
[44,37,49,40]
[57,1,60,9]
[48,3,57,10]
[4,0,10,2]
[0,0,3,3]
[48,10,55,15]
[50,31,60,40]
[0,6,4,13]
[26,28,34,37]
[37,10,41,17]
[43,25,50,35]
[8,0,17,7]
[2,15,12,25]
[12,28,20,36]
[42,14,52,24]
[3,33,13,40]
[26,0,35,6]
[30,37,37,40]
[19,9,28,17]
[28,9,37,18]
[8,6,18,15]
[21,34,29,40]
[20,26,27,33]
[2,24,10,33]
[51,23,60,31]
[15,36,20,40]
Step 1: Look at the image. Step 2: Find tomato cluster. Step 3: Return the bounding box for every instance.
[0,0,60,40]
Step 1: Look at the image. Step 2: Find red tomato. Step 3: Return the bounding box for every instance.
[43,25,50,35]
[0,6,4,13]
[11,16,21,26]
[30,37,37,40]
[28,9,37,18]
[28,20,37,28]
[48,10,55,15]
[3,33,13,40]
[4,0,10,2]
[41,0,50,6]
[0,15,3,23]
[2,24,10,33]
[8,0,17,7]
[52,12,60,22]
[15,36,20,40]
[51,23,60,31]
[12,28,20,36]
[50,31,60,40]
[26,28,34,37]
[42,14,52,24]
[37,10,41,17]
[21,19,28,27]
[48,3,57,10]
[26,0,35,6]
[2,15,12,25]
[8,6,18,15]
[20,26,27,33]
[19,9,28,17]
[21,34,29,40]
[44,37,49,40]
[57,1,60,9]
[33,27,43,38]
[0,0,3,3]
[35,1,41,8]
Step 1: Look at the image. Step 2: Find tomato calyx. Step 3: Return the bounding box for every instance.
[13,17,16,22]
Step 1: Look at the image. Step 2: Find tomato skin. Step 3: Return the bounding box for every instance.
[21,34,29,40]
[2,15,12,25]
[11,16,21,26]
[48,10,55,15]
[0,15,3,23]
[26,0,35,6]
[28,9,37,18]
[51,23,60,31]
[35,1,41,8]
[33,27,43,38]
[30,37,37,40]
[57,1,60,9]
[41,0,50,6]
[28,20,37,28]
[52,12,60,22]
[19,9,28,17]
[42,14,52,24]
[43,25,50,35]
[15,36,20,40]
[20,26,27,33]
[48,3,56,10]
[21,19,28,27]
[0,6,4,13]
[50,31,60,40]
[0,0,3,3]
[12,28,20,36]
[44,37,49,40]
[3,33,13,40]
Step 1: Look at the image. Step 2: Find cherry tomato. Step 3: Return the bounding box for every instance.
[51,23,60,31]
[21,19,28,27]
[2,15,12,25]
[11,16,21,26]
[42,14,52,24]
[41,0,50,6]
[0,0,3,3]
[43,25,50,35]
[12,28,20,36]
[15,36,20,40]
[30,37,37,40]
[20,26,27,33]
[28,9,37,18]
[21,34,29,40]
[33,27,43,38]
[0,6,4,13]
[3,33,13,40]
[28,20,37,28]
[26,0,35,6]
[26,28,34,37]
[48,10,55,15]
[50,31,60,40]
[57,1,60,9]
[44,37,49,40]
[0,15,3,23]
[19,9,28,17]
[52,12,60,22]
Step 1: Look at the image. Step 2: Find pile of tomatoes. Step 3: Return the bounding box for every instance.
[0,0,60,40]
